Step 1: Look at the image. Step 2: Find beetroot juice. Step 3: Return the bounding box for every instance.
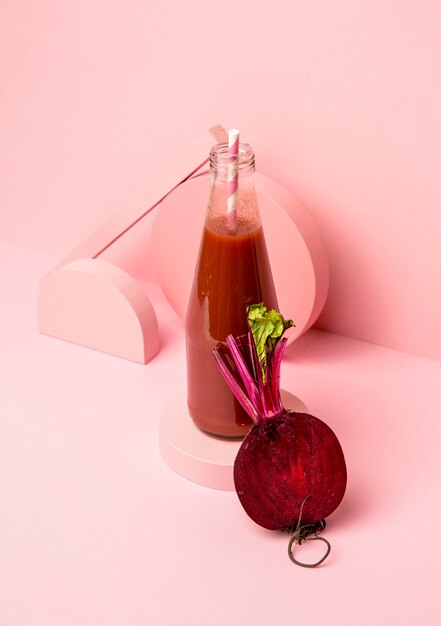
[185,142,278,437]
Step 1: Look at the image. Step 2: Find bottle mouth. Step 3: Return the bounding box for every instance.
[209,142,255,175]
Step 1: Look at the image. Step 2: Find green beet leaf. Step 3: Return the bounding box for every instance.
[247,303,294,382]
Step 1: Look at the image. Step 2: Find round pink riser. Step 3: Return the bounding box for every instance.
[151,172,329,343]
[159,390,308,491]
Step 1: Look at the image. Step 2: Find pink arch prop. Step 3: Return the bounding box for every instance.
[38,258,159,364]
[151,172,329,343]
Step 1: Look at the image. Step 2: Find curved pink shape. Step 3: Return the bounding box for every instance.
[256,173,330,334]
[38,258,159,363]
[151,172,329,343]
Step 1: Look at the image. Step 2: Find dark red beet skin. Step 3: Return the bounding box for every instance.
[234,410,347,530]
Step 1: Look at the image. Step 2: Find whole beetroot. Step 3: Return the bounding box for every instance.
[213,304,347,533]
[234,411,346,530]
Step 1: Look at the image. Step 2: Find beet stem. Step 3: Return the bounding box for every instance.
[225,334,261,414]
[269,337,287,416]
[212,348,260,423]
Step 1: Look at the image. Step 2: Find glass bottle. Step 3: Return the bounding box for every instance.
[185,142,278,437]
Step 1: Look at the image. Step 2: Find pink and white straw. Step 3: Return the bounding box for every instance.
[227,128,240,230]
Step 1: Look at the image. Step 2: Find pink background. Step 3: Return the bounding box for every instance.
[1,1,441,360]
[1,4,441,624]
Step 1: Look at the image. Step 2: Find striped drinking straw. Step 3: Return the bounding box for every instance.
[227,128,240,231]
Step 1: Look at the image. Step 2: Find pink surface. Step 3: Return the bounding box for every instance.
[38,258,159,363]
[1,2,441,359]
[1,241,441,625]
[151,172,329,342]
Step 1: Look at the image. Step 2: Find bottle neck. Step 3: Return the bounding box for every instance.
[209,142,255,183]
[206,142,261,236]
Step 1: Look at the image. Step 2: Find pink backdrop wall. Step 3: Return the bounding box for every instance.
[1,0,441,360]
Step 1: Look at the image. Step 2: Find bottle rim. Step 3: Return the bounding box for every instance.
[209,142,255,175]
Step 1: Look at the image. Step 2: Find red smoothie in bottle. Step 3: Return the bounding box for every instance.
[186,141,278,437]
[186,213,278,437]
